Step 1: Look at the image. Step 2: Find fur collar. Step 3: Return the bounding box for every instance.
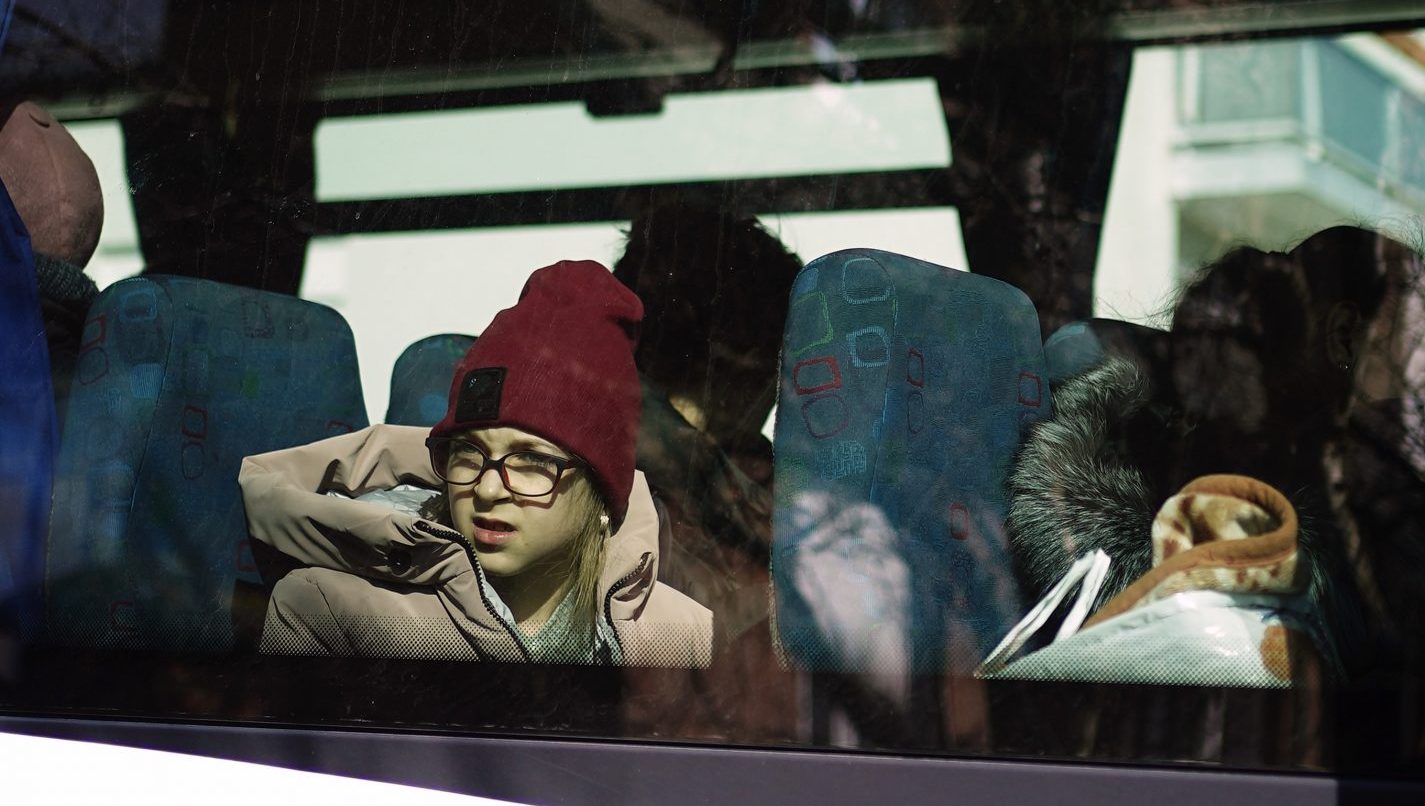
[1007,358,1161,608]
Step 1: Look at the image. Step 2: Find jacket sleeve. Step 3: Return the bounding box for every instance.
[239,424,458,583]
[617,583,714,668]
[260,569,354,656]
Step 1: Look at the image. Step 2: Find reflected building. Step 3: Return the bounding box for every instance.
[1097,33,1425,324]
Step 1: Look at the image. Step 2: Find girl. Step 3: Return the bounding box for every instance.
[239,260,713,666]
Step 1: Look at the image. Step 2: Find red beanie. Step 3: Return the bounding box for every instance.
[431,260,644,526]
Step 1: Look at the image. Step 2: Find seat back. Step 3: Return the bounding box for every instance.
[0,178,54,638]
[1044,318,1171,387]
[772,249,1049,674]
[46,276,369,650]
[384,334,475,426]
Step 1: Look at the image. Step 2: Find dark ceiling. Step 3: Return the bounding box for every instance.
[4,0,1424,116]
[4,0,1421,329]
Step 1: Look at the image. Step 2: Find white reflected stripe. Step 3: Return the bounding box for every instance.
[315,79,951,201]
[0,732,523,806]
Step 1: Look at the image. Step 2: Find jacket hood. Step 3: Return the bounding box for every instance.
[1006,357,1160,607]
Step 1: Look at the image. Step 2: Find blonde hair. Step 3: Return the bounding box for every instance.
[562,476,612,644]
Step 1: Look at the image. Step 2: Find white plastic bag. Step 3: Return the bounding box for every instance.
[977,552,1329,688]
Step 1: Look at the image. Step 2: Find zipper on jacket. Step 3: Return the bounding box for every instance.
[412,520,532,663]
[602,551,653,653]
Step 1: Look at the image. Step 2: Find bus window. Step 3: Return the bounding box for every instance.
[2,0,1425,783]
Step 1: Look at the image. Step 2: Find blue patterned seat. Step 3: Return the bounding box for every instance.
[1044,318,1170,387]
[772,249,1049,674]
[385,334,475,426]
[45,276,368,650]
[0,178,54,639]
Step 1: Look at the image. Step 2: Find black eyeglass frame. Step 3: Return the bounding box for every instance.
[424,436,582,498]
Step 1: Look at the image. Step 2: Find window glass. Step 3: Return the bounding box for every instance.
[4,0,1425,780]
[315,80,951,200]
[63,120,141,290]
[1194,40,1300,124]
[304,208,964,425]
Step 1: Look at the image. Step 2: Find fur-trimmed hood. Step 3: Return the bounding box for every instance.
[1006,357,1161,606]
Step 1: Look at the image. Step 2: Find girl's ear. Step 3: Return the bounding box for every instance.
[1325,301,1362,370]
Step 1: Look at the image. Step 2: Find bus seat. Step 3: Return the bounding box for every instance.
[45,276,369,651]
[384,334,475,426]
[1044,318,1170,387]
[0,177,54,639]
[772,249,1048,675]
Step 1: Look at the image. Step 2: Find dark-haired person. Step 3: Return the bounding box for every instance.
[612,202,802,605]
[612,202,803,736]
[615,203,803,462]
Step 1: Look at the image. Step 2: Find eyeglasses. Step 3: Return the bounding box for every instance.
[425,437,581,497]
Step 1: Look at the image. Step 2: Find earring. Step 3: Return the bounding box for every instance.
[599,513,611,530]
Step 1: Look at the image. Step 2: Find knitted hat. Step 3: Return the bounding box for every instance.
[431,260,644,526]
[0,102,103,267]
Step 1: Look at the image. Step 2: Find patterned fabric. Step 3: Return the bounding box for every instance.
[45,276,368,650]
[1085,474,1305,627]
[384,334,475,426]
[0,176,54,638]
[773,249,1049,674]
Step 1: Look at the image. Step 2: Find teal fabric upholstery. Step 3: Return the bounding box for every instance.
[773,249,1049,674]
[384,334,475,426]
[1042,321,1104,386]
[46,276,368,650]
[1044,318,1170,387]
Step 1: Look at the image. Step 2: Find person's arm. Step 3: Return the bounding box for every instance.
[239,424,456,582]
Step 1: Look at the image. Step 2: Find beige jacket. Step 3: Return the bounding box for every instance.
[239,424,713,667]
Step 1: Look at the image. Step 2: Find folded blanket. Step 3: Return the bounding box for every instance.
[1085,474,1304,626]
[981,474,1333,687]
